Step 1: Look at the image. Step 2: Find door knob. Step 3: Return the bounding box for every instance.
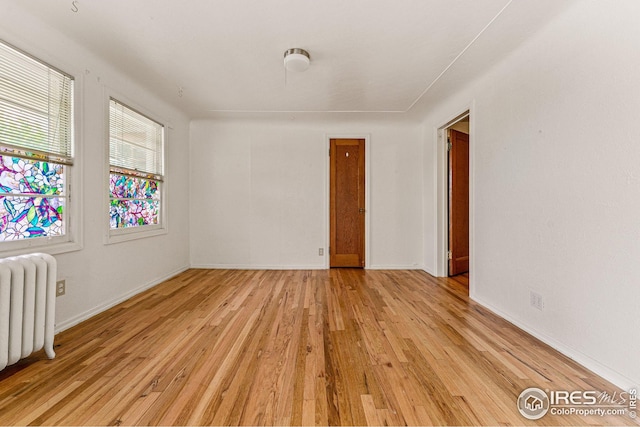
[359,208,365,213]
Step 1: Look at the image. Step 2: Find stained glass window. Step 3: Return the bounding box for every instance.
[108,99,164,232]
[109,174,160,229]
[0,40,74,244]
[0,155,65,240]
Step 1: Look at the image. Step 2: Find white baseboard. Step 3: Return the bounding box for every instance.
[422,266,436,276]
[192,264,424,271]
[366,264,423,270]
[471,295,638,391]
[190,263,325,270]
[54,265,190,334]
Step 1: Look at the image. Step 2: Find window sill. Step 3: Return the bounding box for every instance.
[105,226,167,245]
[0,240,82,258]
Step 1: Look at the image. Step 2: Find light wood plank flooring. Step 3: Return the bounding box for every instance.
[0,269,636,426]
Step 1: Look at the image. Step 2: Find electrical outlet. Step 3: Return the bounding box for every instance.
[530,291,543,311]
[318,248,324,256]
[56,280,66,297]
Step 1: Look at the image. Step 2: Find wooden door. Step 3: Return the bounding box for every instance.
[448,129,469,276]
[330,139,365,268]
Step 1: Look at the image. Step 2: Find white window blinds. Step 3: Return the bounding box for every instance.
[0,40,74,164]
[109,99,164,180]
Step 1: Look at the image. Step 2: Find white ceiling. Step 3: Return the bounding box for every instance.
[10,0,573,119]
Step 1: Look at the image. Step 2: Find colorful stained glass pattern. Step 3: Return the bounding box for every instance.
[0,196,64,240]
[0,155,64,195]
[0,155,65,241]
[109,174,159,200]
[110,199,159,229]
[109,173,160,229]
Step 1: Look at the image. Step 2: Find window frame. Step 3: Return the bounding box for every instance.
[104,89,168,244]
[0,39,82,256]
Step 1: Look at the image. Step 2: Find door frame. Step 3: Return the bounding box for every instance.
[435,106,475,292]
[325,134,371,269]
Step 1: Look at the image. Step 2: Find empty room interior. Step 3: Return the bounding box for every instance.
[0,0,639,425]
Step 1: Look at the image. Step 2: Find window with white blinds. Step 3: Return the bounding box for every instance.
[109,99,164,180]
[108,98,164,234]
[0,40,73,164]
[0,40,76,247]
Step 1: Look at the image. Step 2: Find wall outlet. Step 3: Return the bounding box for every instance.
[318,248,324,256]
[530,291,544,311]
[56,280,66,297]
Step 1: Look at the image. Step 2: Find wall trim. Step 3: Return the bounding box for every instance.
[191,265,424,271]
[422,266,436,276]
[367,265,424,270]
[190,264,426,271]
[471,295,638,391]
[190,264,326,270]
[54,265,190,334]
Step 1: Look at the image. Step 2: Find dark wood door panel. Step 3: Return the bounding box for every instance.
[448,129,469,276]
[330,139,365,268]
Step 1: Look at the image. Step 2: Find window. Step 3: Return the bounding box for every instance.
[108,99,164,235]
[0,40,74,246]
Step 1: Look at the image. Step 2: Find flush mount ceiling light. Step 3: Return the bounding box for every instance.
[283,48,310,72]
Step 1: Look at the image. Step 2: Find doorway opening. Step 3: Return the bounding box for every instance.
[437,110,471,292]
[448,118,470,278]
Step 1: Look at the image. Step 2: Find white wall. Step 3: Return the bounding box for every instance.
[190,119,423,269]
[0,6,191,331]
[422,1,640,389]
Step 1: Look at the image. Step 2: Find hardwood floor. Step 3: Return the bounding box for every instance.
[0,269,636,426]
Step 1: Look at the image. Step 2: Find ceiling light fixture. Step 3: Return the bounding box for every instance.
[283,48,310,72]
